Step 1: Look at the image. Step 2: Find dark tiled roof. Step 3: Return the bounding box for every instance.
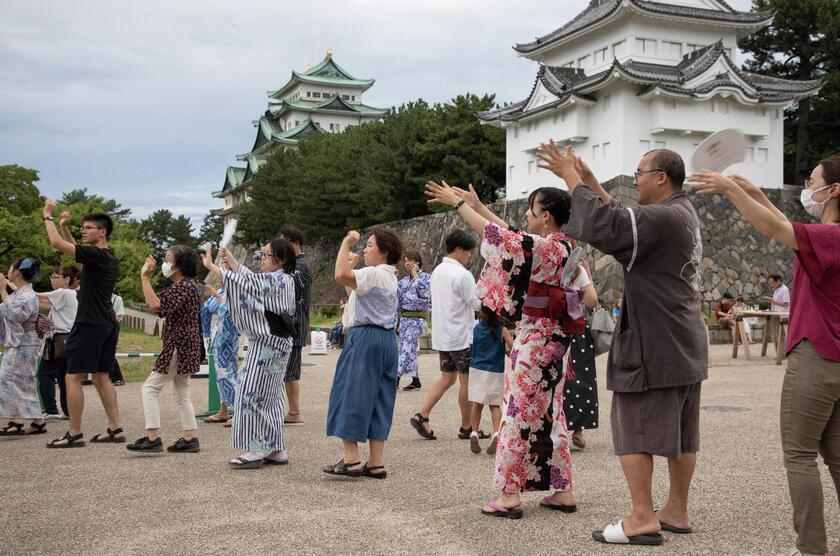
[514,0,773,54]
[478,43,823,123]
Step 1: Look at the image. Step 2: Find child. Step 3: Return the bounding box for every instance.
[733,295,754,343]
[468,306,513,455]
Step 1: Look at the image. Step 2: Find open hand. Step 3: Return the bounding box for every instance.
[574,155,594,182]
[452,183,481,210]
[536,140,578,180]
[686,171,738,195]
[425,180,460,207]
[59,211,72,227]
[201,246,214,270]
[730,175,763,199]
[141,256,156,277]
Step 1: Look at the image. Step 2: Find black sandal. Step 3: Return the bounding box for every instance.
[91,427,126,443]
[410,413,436,440]
[323,459,363,477]
[458,426,473,439]
[25,422,48,435]
[361,463,387,480]
[47,431,86,448]
[0,421,25,436]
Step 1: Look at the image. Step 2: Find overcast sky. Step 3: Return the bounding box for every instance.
[0,0,751,227]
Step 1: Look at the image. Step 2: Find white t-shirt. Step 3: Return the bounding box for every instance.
[111,294,125,322]
[343,264,398,329]
[772,284,790,313]
[47,288,79,334]
[571,265,591,290]
[431,257,481,352]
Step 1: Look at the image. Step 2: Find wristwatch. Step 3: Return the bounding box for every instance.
[43,216,54,221]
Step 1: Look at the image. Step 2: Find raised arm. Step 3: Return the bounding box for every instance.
[687,172,796,249]
[452,184,509,229]
[35,291,54,310]
[42,199,76,256]
[730,175,790,223]
[334,232,360,289]
[140,256,161,312]
[425,180,489,235]
[59,212,77,245]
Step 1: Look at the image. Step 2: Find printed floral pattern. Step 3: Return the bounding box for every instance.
[478,223,575,494]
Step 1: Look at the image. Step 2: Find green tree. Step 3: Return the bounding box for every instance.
[0,165,42,216]
[139,209,196,259]
[197,213,225,246]
[59,188,132,222]
[740,0,840,182]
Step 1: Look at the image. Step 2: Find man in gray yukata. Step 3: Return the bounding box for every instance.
[537,143,708,546]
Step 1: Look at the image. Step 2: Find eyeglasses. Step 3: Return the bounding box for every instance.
[634,169,665,179]
[50,274,65,280]
[253,250,272,261]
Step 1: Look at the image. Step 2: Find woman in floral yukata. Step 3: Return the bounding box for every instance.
[202,240,296,469]
[425,180,582,520]
[200,284,240,426]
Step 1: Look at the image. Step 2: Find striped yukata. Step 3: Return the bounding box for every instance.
[221,266,295,453]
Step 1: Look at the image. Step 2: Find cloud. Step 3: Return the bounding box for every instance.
[0,0,754,226]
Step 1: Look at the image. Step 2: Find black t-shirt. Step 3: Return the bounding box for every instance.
[75,245,119,327]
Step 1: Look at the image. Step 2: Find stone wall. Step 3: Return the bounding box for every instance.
[304,176,809,313]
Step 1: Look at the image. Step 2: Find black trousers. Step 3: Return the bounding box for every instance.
[38,355,68,416]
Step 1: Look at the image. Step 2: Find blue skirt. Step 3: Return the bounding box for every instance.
[326,325,398,442]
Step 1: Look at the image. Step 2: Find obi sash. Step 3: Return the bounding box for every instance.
[521,281,586,334]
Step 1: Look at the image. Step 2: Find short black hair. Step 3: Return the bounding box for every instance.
[723,292,734,300]
[82,212,114,238]
[168,245,198,278]
[278,227,304,247]
[269,237,297,274]
[646,149,686,188]
[528,187,571,228]
[370,228,404,265]
[445,230,477,254]
[769,274,783,282]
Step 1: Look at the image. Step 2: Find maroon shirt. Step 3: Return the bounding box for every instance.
[787,223,840,361]
[154,278,202,374]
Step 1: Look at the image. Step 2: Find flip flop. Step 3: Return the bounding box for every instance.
[229,456,264,469]
[592,519,664,545]
[481,501,523,520]
[223,419,232,428]
[539,495,577,513]
[660,521,693,534]
[203,415,228,424]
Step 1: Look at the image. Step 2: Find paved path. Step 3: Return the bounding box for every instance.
[2,344,837,555]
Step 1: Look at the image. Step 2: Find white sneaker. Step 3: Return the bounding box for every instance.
[42,413,63,422]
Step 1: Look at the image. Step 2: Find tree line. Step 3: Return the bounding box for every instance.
[0,164,223,302]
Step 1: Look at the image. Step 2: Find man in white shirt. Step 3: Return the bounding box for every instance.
[766,274,791,313]
[410,230,481,440]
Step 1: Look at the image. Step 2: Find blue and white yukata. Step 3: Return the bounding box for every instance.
[0,285,41,419]
[200,288,240,408]
[327,264,399,442]
[396,271,431,379]
[221,266,295,453]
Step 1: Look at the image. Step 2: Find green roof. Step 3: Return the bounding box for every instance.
[213,165,247,198]
[237,117,325,158]
[266,95,388,118]
[267,55,375,99]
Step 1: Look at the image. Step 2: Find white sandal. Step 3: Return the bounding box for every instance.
[592,519,664,545]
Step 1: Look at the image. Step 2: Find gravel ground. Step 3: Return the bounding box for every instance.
[1,344,837,555]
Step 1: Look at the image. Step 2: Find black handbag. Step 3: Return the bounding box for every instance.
[264,310,297,339]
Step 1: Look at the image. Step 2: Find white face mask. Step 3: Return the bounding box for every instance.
[801,185,831,218]
[161,262,176,278]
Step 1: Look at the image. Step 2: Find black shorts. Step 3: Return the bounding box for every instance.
[439,347,472,374]
[66,323,119,374]
[284,346,303,382]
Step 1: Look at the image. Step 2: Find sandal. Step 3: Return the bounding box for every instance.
[25,422,48,435]
[229,456,264,469]
[481,501,523,520]
[458,426,473,439]
[0,421,25,436]
[47,431,86,448]
[91,427,126,443]
[322,459,363,477]
[477,430,490,440]
[203,415,228,424]
[409,413,436,440]
[539,495,577,513]
[361,463,387,479]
